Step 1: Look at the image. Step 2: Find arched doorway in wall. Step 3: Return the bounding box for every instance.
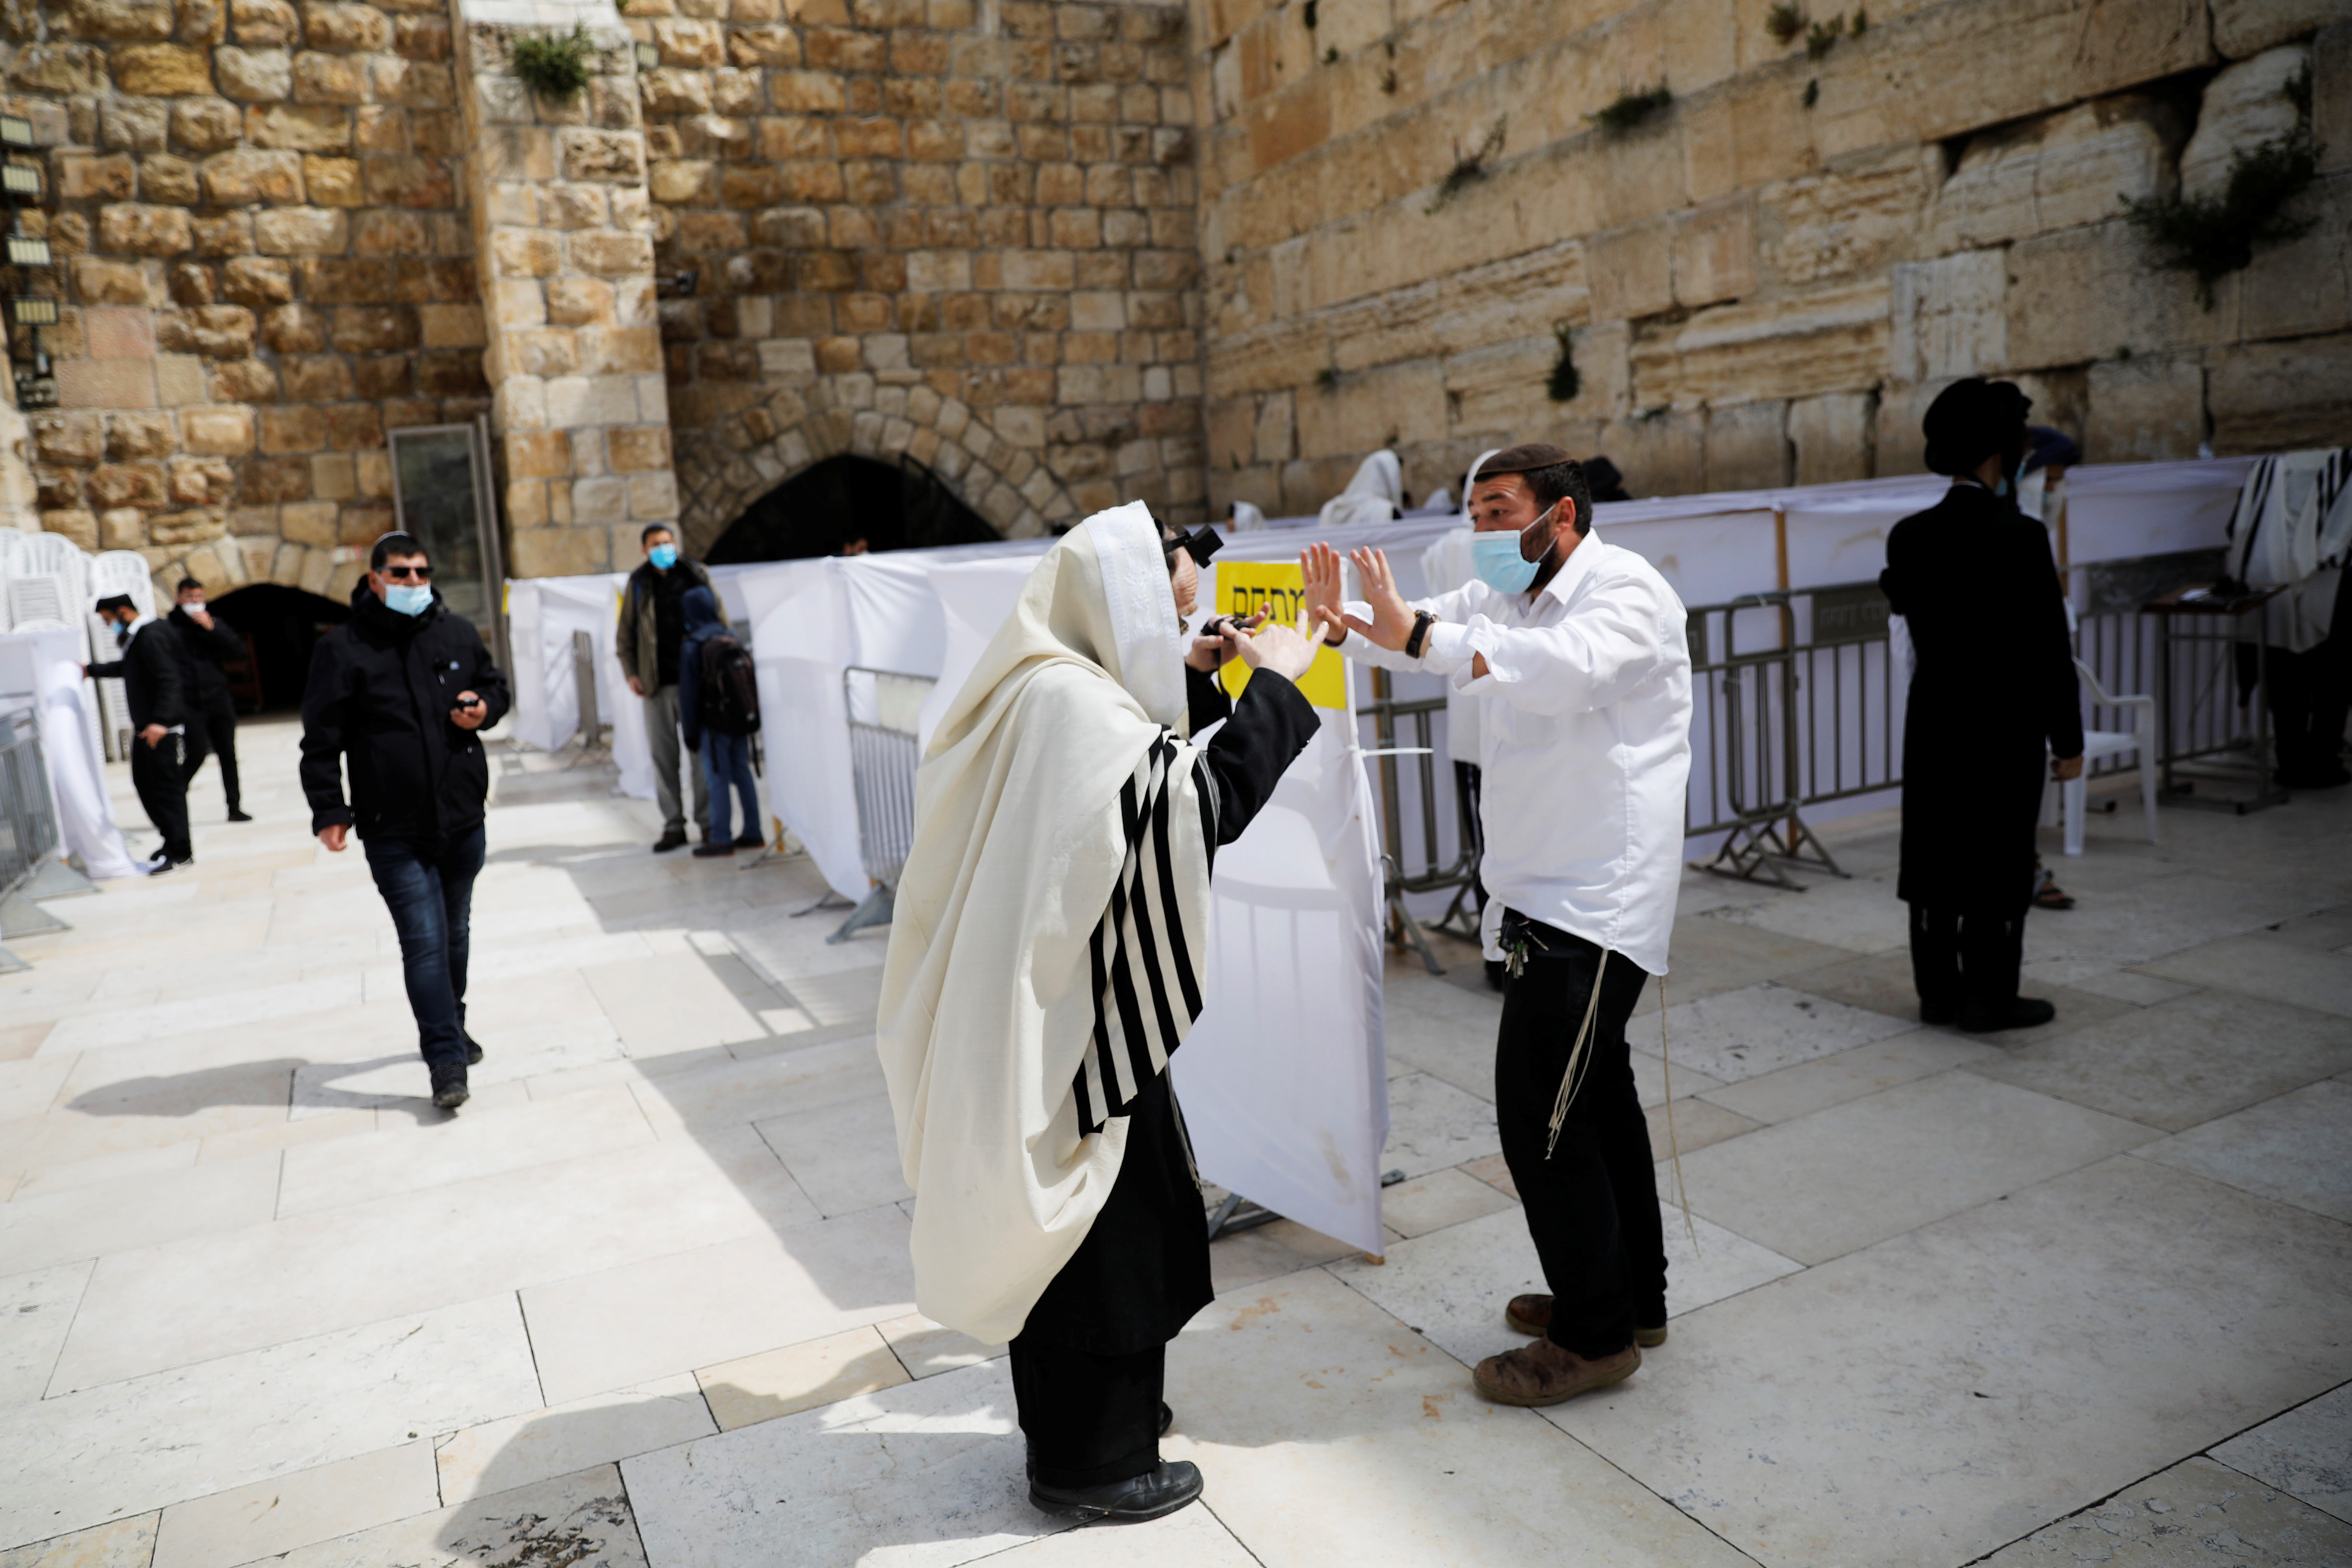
[705,454,998,563]
[208,584,351,713]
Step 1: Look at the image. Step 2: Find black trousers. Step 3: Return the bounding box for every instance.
[1007,1338,1164,1489]
[130,731,192,862]
[1908,902,2026,1018]
[1494,914,1660,1358]
[182,695,240,810]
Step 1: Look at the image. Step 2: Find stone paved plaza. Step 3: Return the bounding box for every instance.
[1,717,2348,1568]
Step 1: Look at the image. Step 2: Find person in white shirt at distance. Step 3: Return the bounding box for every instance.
[1301,444,1694,1408]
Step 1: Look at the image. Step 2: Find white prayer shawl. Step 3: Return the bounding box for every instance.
[876,502,1216,1344]
[2225,448,2352,653]
[1317,450,1403,530]
[1227,500,1268,532]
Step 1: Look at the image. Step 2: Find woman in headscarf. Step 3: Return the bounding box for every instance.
[1881,379,2084,1033]
[877,502,1326,1524]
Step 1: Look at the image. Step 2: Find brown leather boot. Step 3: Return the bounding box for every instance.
[1474,1337,1641,1406]
[1505,1293,1666,1348]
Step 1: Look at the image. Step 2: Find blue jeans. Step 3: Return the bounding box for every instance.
[701,732,759,844]
[363,825,485,1076]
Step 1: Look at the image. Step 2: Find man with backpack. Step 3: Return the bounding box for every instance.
[676,585,763,858]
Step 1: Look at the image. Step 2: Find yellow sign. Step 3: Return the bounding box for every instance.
[1212,561,1347,710]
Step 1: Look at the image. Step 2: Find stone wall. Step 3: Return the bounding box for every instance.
[9,0,485,597]
[627,0,1210,549]
[1192,0,2352,516]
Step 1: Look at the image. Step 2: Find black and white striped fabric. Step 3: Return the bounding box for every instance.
[1072,729,1219,1137]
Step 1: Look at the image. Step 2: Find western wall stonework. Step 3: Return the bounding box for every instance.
[1198,0,2352,514]
[1,0,2346,599]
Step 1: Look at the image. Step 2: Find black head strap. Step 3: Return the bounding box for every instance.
[1163,526,1224,566]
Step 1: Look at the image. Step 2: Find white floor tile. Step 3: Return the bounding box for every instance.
[152,1440,439,1568]
[435,1375,716,1503]
[2134,1079,2352,1222]
[1655,981,1917,1084]
[2211,1382,2352,1526]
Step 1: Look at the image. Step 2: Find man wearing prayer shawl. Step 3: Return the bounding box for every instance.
[1881,379,2084,1033]
[878,502,1326,1523]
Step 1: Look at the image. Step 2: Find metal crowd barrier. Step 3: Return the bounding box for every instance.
[0,707,64,961]
[831,665,934,943]
[1359,547,2258,917]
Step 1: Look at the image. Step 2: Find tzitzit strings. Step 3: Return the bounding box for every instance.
[1660,974,1698,1249]
[1543,949,1610,1161]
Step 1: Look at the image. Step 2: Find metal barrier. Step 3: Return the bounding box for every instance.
[1362,669,1478,972]
[831,665,934,943]
[0,707,58,899]
[1358,548,2262,921]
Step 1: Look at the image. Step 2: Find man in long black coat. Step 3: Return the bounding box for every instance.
[1881,379,2084,1033]
[168,578,252,822]
[88,592,193,872]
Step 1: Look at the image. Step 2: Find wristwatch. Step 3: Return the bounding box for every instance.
[1405,610,1438,659]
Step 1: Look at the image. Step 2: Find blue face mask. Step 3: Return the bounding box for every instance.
[1469,503,1560,594]
[384,582,433,617]
[648,543,679,570]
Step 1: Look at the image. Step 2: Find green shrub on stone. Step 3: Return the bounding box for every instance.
[510,24,594,104]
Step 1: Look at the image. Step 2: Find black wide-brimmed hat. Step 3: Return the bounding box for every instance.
[1922,379,2033,477]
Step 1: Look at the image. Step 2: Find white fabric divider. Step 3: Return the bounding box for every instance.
[0,628,134,880]
[501,574,654,801]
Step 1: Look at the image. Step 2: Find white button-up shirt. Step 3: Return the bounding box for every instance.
[1344,532,1693,976]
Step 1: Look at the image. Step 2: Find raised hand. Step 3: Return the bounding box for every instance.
[1228,602,1329,683]
[1340,547,1418,652]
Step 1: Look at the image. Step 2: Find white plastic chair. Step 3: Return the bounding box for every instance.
[2043,657,2158,855]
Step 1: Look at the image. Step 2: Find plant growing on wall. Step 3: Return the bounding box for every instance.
[1424,117,1507,214]
[2125,69,2320,307]
[510,24,595,104]
[1588,84,1671,134]
[1546,324,1580,403]
[1765,4,1805,44]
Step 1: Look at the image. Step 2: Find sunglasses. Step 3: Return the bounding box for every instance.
[379,563,433,580]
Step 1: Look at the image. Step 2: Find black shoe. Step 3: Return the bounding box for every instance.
[1921,1001,1958,1026]
[465,1035,484,1067]
[733,831,764,850]
[1030,1460,1202,1523]
[692,843,734,858]
[1957,997,2057,1034]
[141,854,176,877]
[227,808,253,822]
[653,829,688,853]
[430,1070,470,1110]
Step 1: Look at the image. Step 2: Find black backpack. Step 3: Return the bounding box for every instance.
[697,633,762,737]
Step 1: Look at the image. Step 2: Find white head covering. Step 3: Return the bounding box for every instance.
[878,501,1215,1342]
[1317,450,1403,529]
[1227,500,1267,532]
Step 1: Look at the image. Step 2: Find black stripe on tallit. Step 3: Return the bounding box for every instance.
[1074,731,1208,1138]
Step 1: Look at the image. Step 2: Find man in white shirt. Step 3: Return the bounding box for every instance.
[1304,444,1693,1406]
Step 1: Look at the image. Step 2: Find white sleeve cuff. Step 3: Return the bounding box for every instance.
[1422,619,1476,675]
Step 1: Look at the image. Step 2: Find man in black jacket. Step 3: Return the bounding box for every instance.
[88,592,194,872]
[169,578,252,823]
[301,533,510,1111]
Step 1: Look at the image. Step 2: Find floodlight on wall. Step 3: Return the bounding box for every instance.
[5,235,50,267]
[8,296,58,327]
[0,117,31,148]
[0,165,38,197]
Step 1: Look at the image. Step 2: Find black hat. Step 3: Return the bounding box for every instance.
[95,593,135,615]
[1922,379,2032,477]
[1473,443,1575,481]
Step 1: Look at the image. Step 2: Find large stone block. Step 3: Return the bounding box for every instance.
[1890,248,2006,383]
[215,45,292,100]
[2213,0,2350,58]
[301,1,387,52]
[98,202,196,255]
[1788,391,1877,484]
[1588,218,1673,323]
[2207,332,2352,450]
[2321,22,2352,176]
[2181,45,2310,201]
[2003,220,2238,369]
[200,147,303,203]
[252,204,346,253]
[114,43,214,94]
[2084,355,2205,461]
[1758,146,1934,288]
[245,102,350,150]
[2239,173,2352,340]
[1631,278,1891,409]
[1704,400,1788,490]
[1885,0,2213,144]
[72,0,175,42]
[1673,197,1756,308]
[174,97,247,150]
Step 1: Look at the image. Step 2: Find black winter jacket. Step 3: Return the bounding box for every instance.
[300,587,511,843]
[168,606,246,705]
[88,619,188,731]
